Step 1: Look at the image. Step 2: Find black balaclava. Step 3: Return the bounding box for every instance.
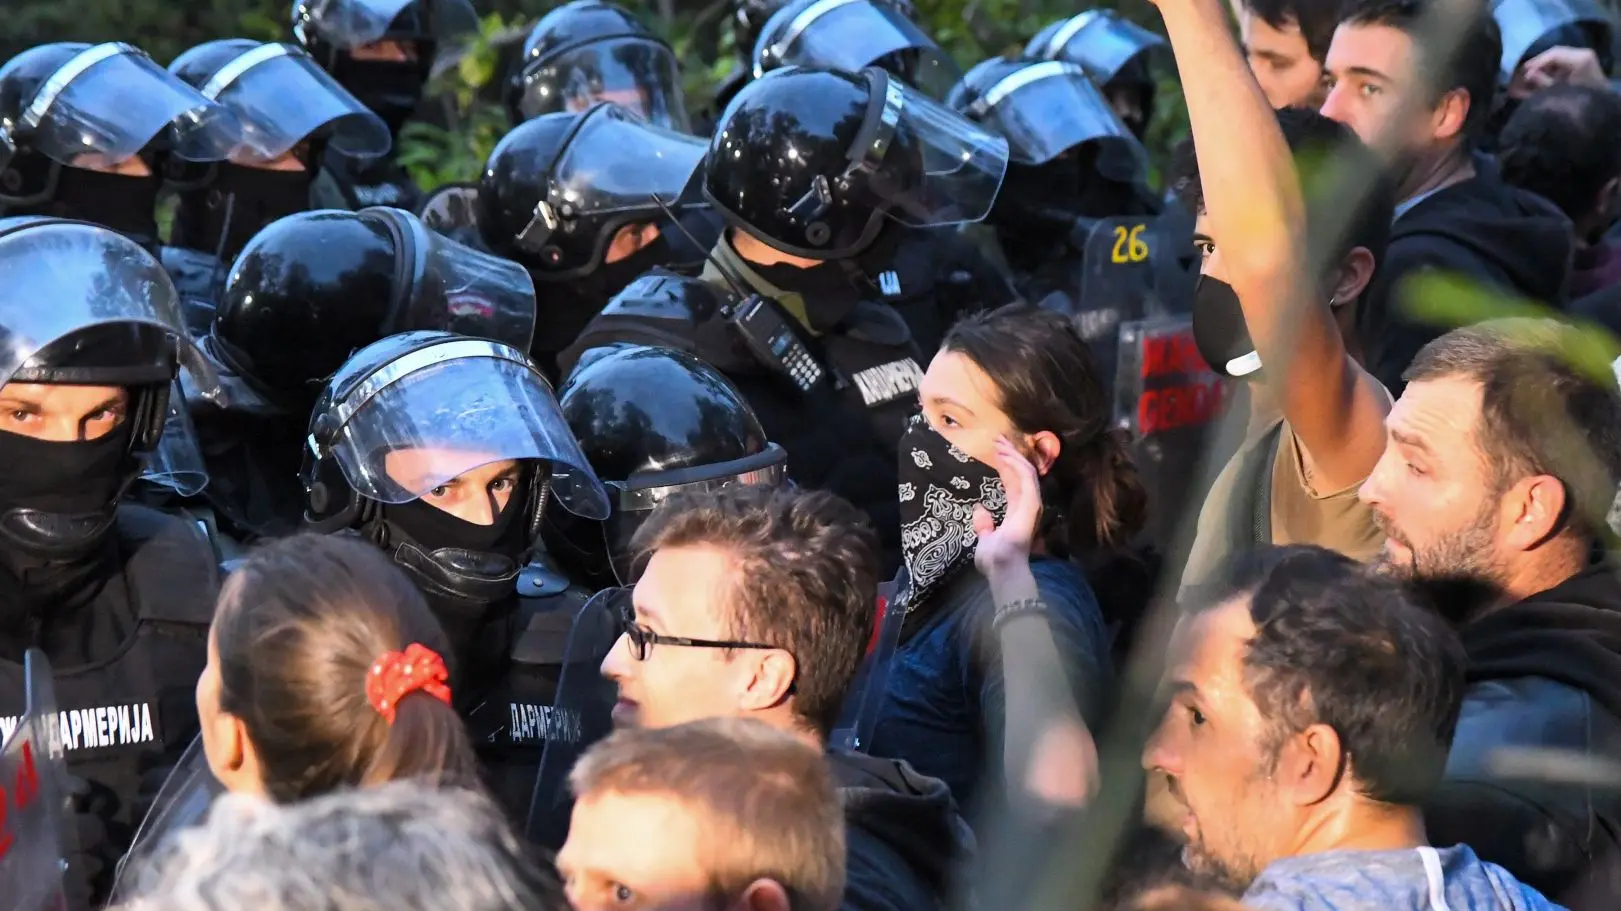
[335,57,428,140]
[529,233,674,372]
[171,163,316,262]
[50,167,160,249]
[0,420,137,625]
[366,469,537,675]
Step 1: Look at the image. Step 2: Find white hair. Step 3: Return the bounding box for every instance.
[117,782,561,911]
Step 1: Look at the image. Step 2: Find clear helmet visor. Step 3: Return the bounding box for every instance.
[754,0,961,99]
[1494,0,1613,78]
[19,44,242,167]
[969,60,1144,171]
[198,44,391,163]
[365,207,538,352]
[141,380,209,497]
[325,346,609,518]
[110,735,221,903]
[297,0,479,49]
[515,38,690,132]
[1031,11,1168,84]
[0,220,219,397]
[860,74,1010,228]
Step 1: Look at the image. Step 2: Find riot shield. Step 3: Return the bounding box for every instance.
[831,580,902,752]
[524,587,623,849]
[0,650,72,911]
[418,182,483,248]
[1113,315,1227,549]
[108,734,222,903]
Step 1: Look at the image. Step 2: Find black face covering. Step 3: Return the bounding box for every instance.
[171,163,315,262]
[0,424,136,619]
[51,167,160,248]
[338,59,426,138]
[1191,275,1261,379]
[751,257,863,332]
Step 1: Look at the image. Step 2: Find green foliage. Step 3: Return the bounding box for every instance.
[11,0,1192,191]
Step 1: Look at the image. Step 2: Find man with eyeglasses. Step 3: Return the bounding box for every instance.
[597,484,970,911]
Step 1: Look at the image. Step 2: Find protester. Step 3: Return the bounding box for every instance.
[117,780,563,911]
[857,304,1130,816]
[1147,545,1560,910]
[603,484,970,911]
[1155,0,1396,593]
[1321,0,1574,392]
[1359,318,1621,908]
[195,533,480,802]
[559,718,845,911]
[1499,85,1621,298]
[1239,0,1338,107]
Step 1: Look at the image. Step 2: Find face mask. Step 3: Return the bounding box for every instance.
[51,168,159,248]
[338,59,426,137]
[895,413,1007,606]
[171,163,314,262]
[0,423,136,561]
[376,471,533,604]
[751,258,861,332]
[1192,275,1261,378]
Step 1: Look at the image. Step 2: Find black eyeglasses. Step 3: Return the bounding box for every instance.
[617,602,782,662]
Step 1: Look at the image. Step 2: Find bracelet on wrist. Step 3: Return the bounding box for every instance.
[992,597,1048,632]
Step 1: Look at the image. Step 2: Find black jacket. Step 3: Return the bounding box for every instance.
[831,750,971,911]
[1425,561,1621,910]
[1359,154,1574,393]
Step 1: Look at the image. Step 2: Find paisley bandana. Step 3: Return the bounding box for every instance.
[896,413,1008,610]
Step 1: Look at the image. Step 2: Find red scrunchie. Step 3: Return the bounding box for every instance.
[365,643,452,724]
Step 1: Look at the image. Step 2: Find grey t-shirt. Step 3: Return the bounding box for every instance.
[1243,845,1565,911]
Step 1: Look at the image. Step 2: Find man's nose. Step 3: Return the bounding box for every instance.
[599,632,633,681]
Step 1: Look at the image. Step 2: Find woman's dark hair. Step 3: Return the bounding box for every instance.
[942,303,1148,558]
[213,533,480,804]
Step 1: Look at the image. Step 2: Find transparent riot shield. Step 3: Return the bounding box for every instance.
[1113,315,1227,550]
[418,182,483,248]
[831,579,901,752]
[108,734,222,902]
[0,650,72,911]
[524,588,623,849]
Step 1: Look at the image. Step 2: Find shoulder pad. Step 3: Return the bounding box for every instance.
[600,270,730,323]
[117,504,222,627]
[561,273,755,377]
[160,245,222,276]
[512,586,594,666]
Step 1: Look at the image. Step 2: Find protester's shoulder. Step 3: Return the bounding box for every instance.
[1242,850,1430,911]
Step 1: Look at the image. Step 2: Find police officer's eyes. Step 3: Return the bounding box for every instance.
[427,485,451,498]
[490,477,515,493]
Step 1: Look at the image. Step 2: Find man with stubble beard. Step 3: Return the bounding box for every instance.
[1358,319,1621,910]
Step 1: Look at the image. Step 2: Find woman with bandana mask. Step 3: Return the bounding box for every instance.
[302,330,610,831]
[0,42,241,248]
[0,217,225,906]
[162,39,392,335]
[850,303,1145,825]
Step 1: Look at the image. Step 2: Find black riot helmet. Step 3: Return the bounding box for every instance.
[1026,11,1169,138]
[213,207,537,413]
[1494,0,1615,82]
[752,0,956,99]
[291,0,478,134]
[304,330,608,606]
[733,0,791,63]
[0,43,240,240]
[541,345,787,589]
[702,66,1009,260]
[166,40,392,261]
[506,0,690,132]
[0,217,219,559]
[477,103,707,279]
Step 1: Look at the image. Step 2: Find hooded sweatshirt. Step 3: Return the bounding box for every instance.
[1358,154,1575,394]
[829,750,972,911]
[1242,845,1562,911]
[1425,562,1621,910]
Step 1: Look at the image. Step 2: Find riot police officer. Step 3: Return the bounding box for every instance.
[561,66,1012,569]
[751,0,957,98]
[0,217,222,906]
[475,103,721,379]
[1026,10,1170,139]
[949,58,1161,309]
[505,0,690,131]
[0,42,240,246]
[541,344,788,592]
[302,329,609,836]
[187,206,537,545]
[164,39,391,335]
[292,0,478,211]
